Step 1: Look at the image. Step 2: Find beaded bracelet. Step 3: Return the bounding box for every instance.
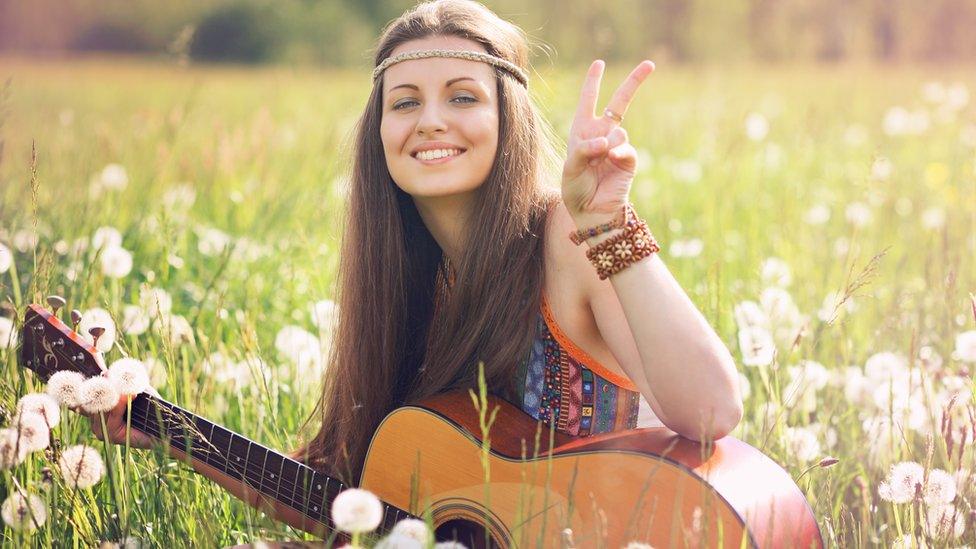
[584,219,661,279]
[568,203,637,245]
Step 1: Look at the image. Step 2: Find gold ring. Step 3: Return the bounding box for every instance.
[603,108,624,123]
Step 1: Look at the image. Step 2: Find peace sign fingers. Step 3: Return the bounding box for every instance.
[603,60,655,125]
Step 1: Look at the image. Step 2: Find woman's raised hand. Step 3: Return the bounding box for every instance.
[88,396,157,450]
[561,59,654,222]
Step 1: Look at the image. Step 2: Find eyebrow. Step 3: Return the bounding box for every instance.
[389,76,476,92]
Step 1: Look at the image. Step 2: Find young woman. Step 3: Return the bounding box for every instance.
[92,0,743,535]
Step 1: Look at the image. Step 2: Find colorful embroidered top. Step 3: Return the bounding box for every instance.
[509,292,662,436]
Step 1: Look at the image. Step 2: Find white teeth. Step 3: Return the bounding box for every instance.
[416,148,462,161]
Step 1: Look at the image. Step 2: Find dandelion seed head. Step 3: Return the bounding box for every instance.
[0,428,29,469]
[79,307,117,353]
[924,469,957,505]
[375,534,423,549]
[121,305,150,336]
[46,371,86,407]
[59,444,105,489]
[91,226,123,251]
[100,246,133,279]
[0,492,47,531]
[330,488,383,534]
[0,316,18,350]
[923,504,966,540]
[953,330,976,363]
[78,376,120,414]
[0,243,11,274]
[391,518,430,543]
[880,461,924,504]
[108,358,151,395]
[16,393,60,428]
[12,413,50,452]
[139,286,172,318]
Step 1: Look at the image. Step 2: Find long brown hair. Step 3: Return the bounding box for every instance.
[293,0,564,484]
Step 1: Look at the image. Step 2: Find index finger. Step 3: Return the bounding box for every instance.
[604,60,655,122]
[574,60,605,122]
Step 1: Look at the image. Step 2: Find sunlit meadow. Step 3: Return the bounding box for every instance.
[1,56,975,547]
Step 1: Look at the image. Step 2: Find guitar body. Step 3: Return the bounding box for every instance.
[361,392,822,548]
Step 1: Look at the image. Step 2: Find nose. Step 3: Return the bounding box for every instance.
[415,103,448,136]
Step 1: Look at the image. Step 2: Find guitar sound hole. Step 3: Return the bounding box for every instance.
[434,519,500,549]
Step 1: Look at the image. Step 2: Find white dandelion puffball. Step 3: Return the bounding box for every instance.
[98,163,129,191]
[878,461,924,504]
[311,299,339,331]
[139,286,173,318]
[433,542,468,549]
[0,242,11,273]
[0,316,18,350]
[154,313,194,346]
[375,534,423,549]
[79,307,117,353]
[100,246,133,279]
[46,371,86,407]
[803,204,830,225]
[0,428,29,469]
[1,492,47,531]
[330,488,383,534]
[760,257,792,288]
[745,112,769,141]
[59,444,105,489]
[737,325,775,367]
[623,543,655,549]
[121,305,150,336]
[953,330,976,363]
[391,518,431,543]
[12,413,50,452]
[91,226,123,251]
[16,393,60,428]
[78,376,120,414]
[923,469,957,505]
[108,358,150,395]
[923,504,966,540]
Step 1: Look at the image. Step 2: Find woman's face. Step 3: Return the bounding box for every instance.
[380,36,499,202]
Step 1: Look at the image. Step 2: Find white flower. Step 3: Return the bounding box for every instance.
[108,358,150,395]
[121,305,150,336]
[1,492,47,531]
[921,207,946,231]
[12,230,38,252]
[922,504,966,540]
[78,376,120,414]
[100,246,133,279]
[98,164,129,191]
[275,325,322,371]
[91,226,123,251]
[0,316,18,350]
[143,357,168,388]
[924,469,957,505]
[845,201,872,227]
[783,426,821,461]
[154,313,194,346]
[196,226,232,257]
[668,238,703,258]
[864,351,909,384]
[878,461,924,504]
[16,393,60,428]
[59,444,105,489]
[0,428,29,469]
[162,184,196,212]
[433,543,468,549]
[311,300,339,332]
[737,325,776,367]
[870,156,893,181]
[0,242,11,273]
[330,488,383,534]
[843,124,867,147]
[46,371,86,407]
[733,300,768,330]
[79,307,117,353]
[760,257,792,288]
[139,286,173,318]
[375,534,423,549]
[391,518,430,543]
[11,413,50,452]
[952,330,976,363]
[745,112,769,141]
[623,543,655,549]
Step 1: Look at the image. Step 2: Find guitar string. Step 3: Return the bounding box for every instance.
[128,405,414,530]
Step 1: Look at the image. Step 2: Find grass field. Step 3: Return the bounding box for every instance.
[1,54,975,547]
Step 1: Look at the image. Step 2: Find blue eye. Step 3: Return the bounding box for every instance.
[393,99,419,110]
[392,95,477,110]
[452,95,477,104]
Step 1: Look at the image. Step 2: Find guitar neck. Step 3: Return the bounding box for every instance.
[126,393,414,535]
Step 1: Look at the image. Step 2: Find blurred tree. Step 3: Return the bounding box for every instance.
[191,1,283,63]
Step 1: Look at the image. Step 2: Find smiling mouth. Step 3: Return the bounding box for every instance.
[412,148,467,162]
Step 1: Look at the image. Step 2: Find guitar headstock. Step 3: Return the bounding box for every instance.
[18,296,106,382]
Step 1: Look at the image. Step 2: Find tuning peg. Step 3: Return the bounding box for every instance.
[88,326,105,349]
[71,309,82,331]
[46,295,66,316]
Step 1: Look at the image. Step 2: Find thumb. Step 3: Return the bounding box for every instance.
[564,136,609,177]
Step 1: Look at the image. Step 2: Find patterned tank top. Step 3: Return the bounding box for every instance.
[510,292,662,436]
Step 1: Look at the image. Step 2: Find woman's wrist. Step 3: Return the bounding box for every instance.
[569,204,632,247]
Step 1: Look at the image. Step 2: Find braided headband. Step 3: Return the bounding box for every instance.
[373,49,529,88]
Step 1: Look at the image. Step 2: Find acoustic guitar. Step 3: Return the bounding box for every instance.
[19,300,823,548]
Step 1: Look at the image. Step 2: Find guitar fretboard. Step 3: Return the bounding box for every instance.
[127,393,414,533]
